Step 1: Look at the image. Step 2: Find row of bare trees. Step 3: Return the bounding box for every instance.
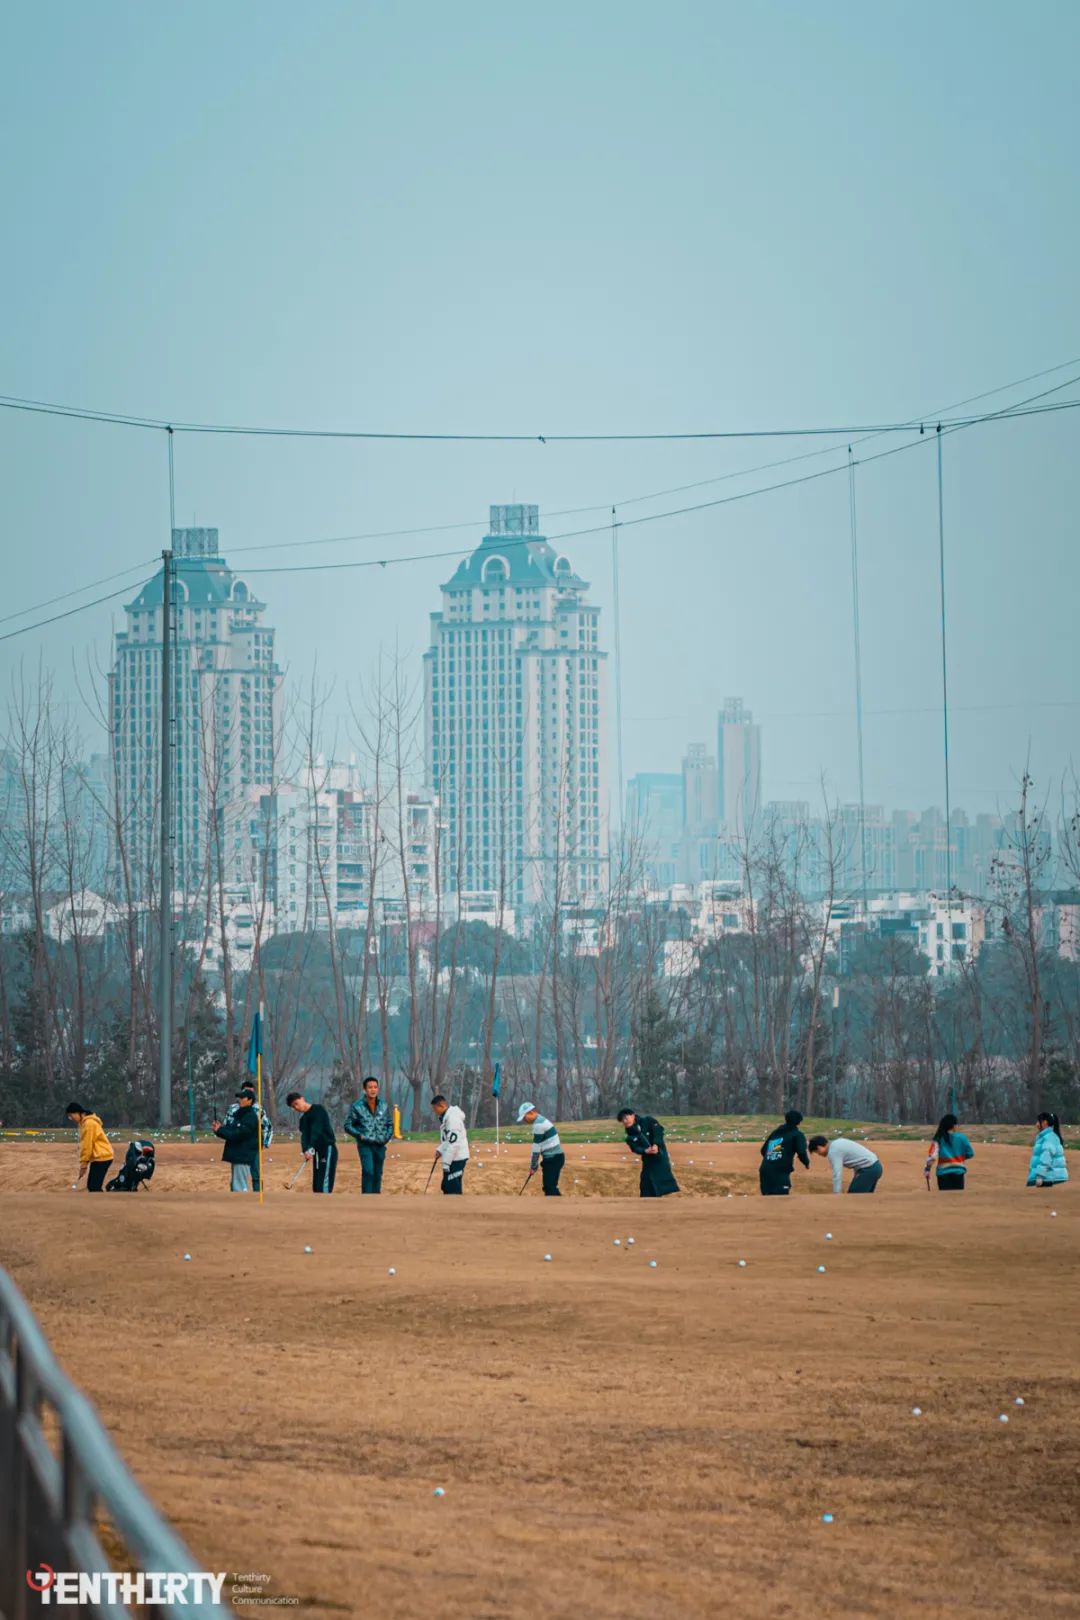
[0,658,1078,1128]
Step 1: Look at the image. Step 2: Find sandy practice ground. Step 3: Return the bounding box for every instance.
[1,1138,1077,1620]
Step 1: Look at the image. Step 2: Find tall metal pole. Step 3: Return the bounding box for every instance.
[935,425,953,904]
[610,506,625,824]
[158,428,175,1127]
[847,449,869,916]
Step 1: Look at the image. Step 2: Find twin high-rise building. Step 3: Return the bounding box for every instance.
[110,528,281,896]
[423,504,609,909]
[110,510,610,922]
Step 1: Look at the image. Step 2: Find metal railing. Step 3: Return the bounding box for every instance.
[0,1267,224,1618]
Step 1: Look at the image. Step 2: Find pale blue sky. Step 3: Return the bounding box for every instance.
[1,0,1077,816]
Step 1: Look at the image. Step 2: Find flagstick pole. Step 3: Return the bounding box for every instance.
[495,1093,500,1154]
[256,999,265,1206]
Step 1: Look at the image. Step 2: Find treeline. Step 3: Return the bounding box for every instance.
[1,672,1078,1129]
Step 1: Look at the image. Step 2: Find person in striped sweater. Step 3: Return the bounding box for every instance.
[517,1103,565,1196]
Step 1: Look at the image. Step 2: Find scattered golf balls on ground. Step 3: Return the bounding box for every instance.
[388,1268,396,1276]
[626,1237,635,1245]
[303,1245,313,1254]
[183,1253,192,1261]
[613,1238,621,1246]
[543,1254,552,1262]
[912,1407,923,1416]
[825,1232,833,1240]
[738,1259,747,1267]
[648,1260,658,1268]
[821,1513,834,1524]
[1014,1396,1025,1406]
[817,1265,827,1273]
[998,1414,1009,1424]
[433,1487,444,1498]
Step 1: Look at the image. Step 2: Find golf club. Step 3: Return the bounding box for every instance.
[424,1157,438,1193]
[518,1169,535,1196]
[286,1159,308,1190]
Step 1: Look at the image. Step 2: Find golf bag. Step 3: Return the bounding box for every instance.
[106,1139,156,1192]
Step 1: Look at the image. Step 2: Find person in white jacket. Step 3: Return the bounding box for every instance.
[808,1133,883,1193]
[431,1094,469,1194]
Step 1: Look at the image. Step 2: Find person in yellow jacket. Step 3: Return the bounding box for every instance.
[65,1101,114,1192]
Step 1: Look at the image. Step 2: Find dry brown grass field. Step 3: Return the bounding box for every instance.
[1,1136,1077,1619]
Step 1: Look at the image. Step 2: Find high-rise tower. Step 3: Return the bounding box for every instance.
[424,505,608,909]
[110,528,281,896]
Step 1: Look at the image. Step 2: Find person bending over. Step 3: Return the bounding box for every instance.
[517,1102,565,1195]
[287,1091,338,1193]
[616,1108,680,1198]
[65,1102,113,1193]
[808,1134,883,1193]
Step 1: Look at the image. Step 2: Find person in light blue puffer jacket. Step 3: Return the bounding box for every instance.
[1027,1112,1069,1187]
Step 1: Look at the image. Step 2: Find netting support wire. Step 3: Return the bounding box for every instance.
[847,449,869,915]
[936,424,953,904]
[611,506,625,825]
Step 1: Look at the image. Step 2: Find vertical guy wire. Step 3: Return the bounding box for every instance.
[847,448,868,914]
[936,424,953,901]
[611,505,625,824]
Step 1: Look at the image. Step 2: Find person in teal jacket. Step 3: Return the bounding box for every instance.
[1027,1112,1069,1187]
[924,1113,975,1190]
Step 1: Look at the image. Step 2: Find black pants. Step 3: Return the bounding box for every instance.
[87,1160,112,1193]
[313,1144,338,1194]
[849,1162,883,1193]
[759,1166,791,1196]
[358,1141,387,1193]
[540,1152,565,1196]
[441,1161,465,1195]
[937,1173,965,1191]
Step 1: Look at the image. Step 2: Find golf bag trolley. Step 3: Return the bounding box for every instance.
[106,1139,156,1192]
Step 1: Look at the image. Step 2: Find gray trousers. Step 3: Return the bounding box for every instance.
[230,1163,253,1192]
[849,1161,883,1193]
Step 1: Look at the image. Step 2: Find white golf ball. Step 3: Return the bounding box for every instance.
[1014,1397,1025,1407]
[433,1487,444,1498]
[822,1513,834,1525]
[738,1259,747,1268]
[1051,1210,1057,1217]
[183,1253,192,1261]
[303,1245,313,1254]
[71,1183,78,1190]
[825,1232,833,1240]
[817,1265,827,1273]
[998,1414,1009,1424]
[626,1237,635,1245]
[388,1267,396,1276]
[648,1260,657,1268]
[912,1407,922,1416]
[543,1254,552,1262]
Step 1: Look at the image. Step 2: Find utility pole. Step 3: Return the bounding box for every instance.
[158,543,174,1126]
[830,984,840,1119]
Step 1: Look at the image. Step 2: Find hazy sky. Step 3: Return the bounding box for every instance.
[1,0,1077,820]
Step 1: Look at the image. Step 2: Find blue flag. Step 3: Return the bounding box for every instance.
[491,1062,501,1099]
[246,1010,262,1076]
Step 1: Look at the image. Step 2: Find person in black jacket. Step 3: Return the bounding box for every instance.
[759,1109,809,1196]
[212,1091,259,1192]
[286,1091,338,1193]
[616,1108,680,1198]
